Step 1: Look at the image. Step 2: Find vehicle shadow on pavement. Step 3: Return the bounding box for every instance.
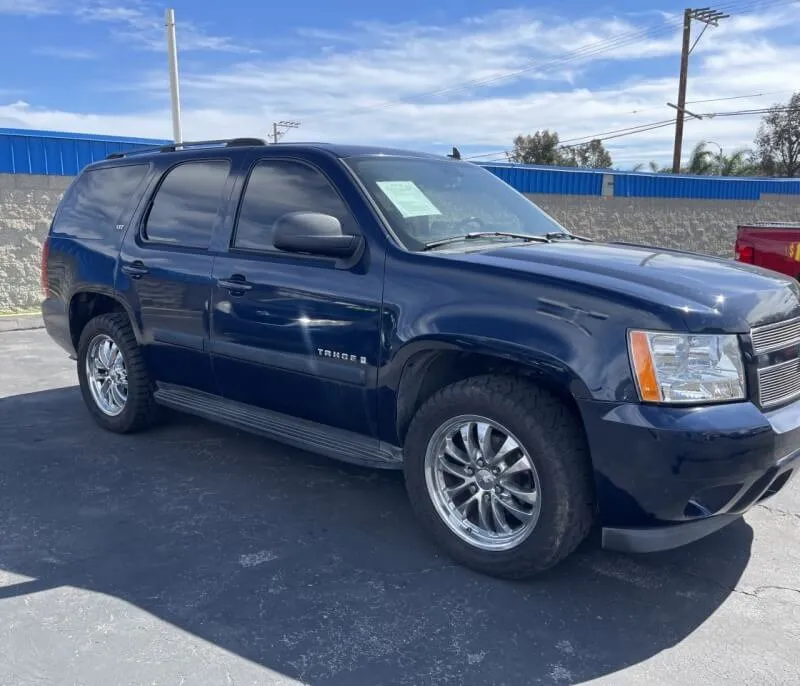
[0,386,753,685]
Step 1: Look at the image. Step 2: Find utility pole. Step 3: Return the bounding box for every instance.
[671,7,729,173]
[271,120,300,144]
[165,8,182,145]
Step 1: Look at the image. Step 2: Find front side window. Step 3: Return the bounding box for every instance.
[233,160,356,252]
[347,156,567,251]
[144,160,230,249]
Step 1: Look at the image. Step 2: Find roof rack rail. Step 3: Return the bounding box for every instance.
[106,137,268,160]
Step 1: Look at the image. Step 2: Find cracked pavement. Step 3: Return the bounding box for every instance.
[1,329,798,686]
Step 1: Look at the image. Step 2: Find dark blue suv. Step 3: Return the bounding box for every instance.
[41,138,800,578]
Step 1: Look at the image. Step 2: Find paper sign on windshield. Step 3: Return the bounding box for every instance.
[376,181,442,218]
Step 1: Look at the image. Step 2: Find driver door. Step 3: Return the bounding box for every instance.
[209,156,384,437]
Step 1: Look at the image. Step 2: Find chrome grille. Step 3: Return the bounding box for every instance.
[751,316,800,355]
[751,317,800,408]
[758,358,800,408]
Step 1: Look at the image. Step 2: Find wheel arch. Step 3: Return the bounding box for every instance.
[68,288,142,350]
[392,336,591,446]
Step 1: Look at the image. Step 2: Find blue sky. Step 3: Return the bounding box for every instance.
[1,0,799,167]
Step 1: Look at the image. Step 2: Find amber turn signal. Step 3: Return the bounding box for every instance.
[628,330,661,402]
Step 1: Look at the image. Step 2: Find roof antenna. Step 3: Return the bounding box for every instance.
[448,146,461,160]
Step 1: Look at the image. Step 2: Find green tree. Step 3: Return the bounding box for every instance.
[755,91,800,177]
[509,131,613,168]
[508,130,563,165]
[563,139,613,169]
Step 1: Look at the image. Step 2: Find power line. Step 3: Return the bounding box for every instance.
[560,119,677,145]
[627,90,795,115]
[465,104,800,162]
[560,121,678,148]
[706,106,800,118]
[468,80,799,157]
[465,120,679,161]
[687,90,793,104]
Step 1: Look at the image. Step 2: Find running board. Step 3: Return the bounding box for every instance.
[154,383,403,469]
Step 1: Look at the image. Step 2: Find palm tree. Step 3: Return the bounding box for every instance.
[684,142,714,175]
[632,147,758,176]
[632,160,667,173]
[717,149,757,176]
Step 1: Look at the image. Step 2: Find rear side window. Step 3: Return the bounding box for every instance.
[233,160,356,252]
[52,164,148,240]
[144,160,230,249]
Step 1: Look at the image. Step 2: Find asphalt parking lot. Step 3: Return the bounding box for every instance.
[1,328,798,686]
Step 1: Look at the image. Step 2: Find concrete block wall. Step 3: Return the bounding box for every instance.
[528,194,800,259]
[1,173,800,312]
[0,173,72,312]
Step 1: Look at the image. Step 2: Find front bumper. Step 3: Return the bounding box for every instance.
[577,397,800,553]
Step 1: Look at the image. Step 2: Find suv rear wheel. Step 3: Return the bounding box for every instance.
[77,312,159,433]
[404,375,594,578]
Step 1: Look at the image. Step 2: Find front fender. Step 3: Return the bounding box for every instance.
[377,302,631,446]
[385,296,635,402]
[388,331,593,400]
[375,250,675,445]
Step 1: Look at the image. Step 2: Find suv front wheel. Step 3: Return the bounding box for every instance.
[404,375,595,578]
[77,312,159,433]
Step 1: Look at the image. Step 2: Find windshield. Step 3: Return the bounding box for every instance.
[346,156,568,251]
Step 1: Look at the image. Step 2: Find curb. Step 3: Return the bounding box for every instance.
[0,313,45,332]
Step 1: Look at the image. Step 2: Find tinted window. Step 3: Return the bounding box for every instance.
[53,164,148,239]
[234,160,356,252]
[144,160,230,248]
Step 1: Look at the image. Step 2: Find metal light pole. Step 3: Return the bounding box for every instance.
[165,8,183,145]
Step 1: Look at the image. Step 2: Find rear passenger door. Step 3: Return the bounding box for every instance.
[117,157,233,393]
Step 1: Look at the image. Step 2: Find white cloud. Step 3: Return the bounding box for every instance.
[34,46,97,60]
[2,4,800,167]
[74,4,258,54]
[0,0,62,14]
[0,0,253,53]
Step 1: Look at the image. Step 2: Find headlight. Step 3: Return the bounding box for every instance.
[628,330,746,404]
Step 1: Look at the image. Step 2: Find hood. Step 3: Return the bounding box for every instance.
[447,240,800,332]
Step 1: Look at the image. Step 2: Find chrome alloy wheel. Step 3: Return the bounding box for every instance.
[424,415,543,551]
[85,334,128,417]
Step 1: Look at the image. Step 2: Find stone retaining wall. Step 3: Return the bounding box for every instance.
[0,174,72,312]
[1,173,799,312]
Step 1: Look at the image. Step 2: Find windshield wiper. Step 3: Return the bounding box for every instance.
[542,231,593,242]
[422,231,550,251]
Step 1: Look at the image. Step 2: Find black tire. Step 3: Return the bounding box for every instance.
[76,312,160,433]
[404,375,594,579]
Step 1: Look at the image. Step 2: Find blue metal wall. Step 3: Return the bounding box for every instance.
[2,128,799,199]
[480,163,603,196]
[0,128,168,176]
[480,162,800,200]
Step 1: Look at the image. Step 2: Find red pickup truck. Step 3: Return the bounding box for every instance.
[735,223,800,280]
